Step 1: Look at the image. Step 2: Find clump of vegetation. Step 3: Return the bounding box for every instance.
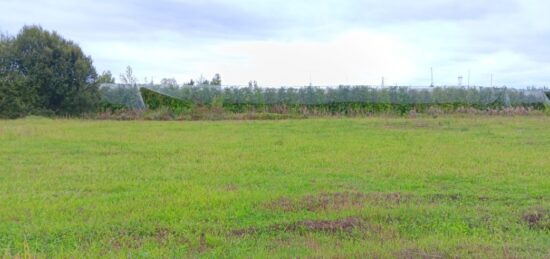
[0,26,103,118]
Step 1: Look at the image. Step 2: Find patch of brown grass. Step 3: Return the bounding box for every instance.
[231,216,400,243]
[427,193,462,203]
[232,217,366,237]
[522,207,550,230]
[297,217,363,233]
[265,192,409,212]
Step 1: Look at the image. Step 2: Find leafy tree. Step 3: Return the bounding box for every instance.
[97,70,115,84]
[0,33,29,118]
[211,73,221,86]
[0,25,100,117]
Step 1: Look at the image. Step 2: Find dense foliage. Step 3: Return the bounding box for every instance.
[0,26,100,118]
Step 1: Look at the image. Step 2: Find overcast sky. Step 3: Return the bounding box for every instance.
[2,0,549,87]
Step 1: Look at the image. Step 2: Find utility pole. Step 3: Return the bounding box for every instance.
[490,74,493,88]
[381,77,385,88]
[458,75,463,87]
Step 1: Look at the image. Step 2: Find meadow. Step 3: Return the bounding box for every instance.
[0,116,549,258]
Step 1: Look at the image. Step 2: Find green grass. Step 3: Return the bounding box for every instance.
[0,116,549,258]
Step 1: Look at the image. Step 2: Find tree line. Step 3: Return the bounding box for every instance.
[2,26,549,118]
[0,25,223,118]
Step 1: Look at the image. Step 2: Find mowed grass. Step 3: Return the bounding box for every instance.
[0,116,549,258]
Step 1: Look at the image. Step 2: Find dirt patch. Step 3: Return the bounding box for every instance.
[299,217,363,233]
[427,193,462,203]
[300,192,366,211]
[266,192,408,212]
[110,236,144,250]
[197,232,208,253]
[478,195,490,201]
[232,217,365,237]
[522,207,550,230]
[155,228,171,245]
[225,184,238,192]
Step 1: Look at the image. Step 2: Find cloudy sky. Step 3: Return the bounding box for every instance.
[1,0,549,87]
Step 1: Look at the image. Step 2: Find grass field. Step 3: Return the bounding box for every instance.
[0,116,549,258]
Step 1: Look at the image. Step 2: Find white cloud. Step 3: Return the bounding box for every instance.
[207,30,417,86]
[2,0,550,87]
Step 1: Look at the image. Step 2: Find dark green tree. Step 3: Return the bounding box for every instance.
[0,33,35,118]
[0,25,101,117]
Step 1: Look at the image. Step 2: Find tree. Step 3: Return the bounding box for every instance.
[119,66,137,85]
[0,25,100,117]
[0,33,30,118]
[160,78,178,87]
[183,79,195,86]
[211,73,221,86]
[196,75,209,85]
[97,70,115,84]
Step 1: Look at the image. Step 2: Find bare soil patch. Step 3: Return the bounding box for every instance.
[522,207,550,230]
[265,191,408,212]
[232,217,366,237]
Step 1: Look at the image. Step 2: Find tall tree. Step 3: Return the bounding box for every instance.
[0,33,30,118]
[0,25,100,117]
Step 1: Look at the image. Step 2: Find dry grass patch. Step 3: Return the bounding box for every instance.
[232,217,367,237]
[522,206,550,230]
[265,192,409,212]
